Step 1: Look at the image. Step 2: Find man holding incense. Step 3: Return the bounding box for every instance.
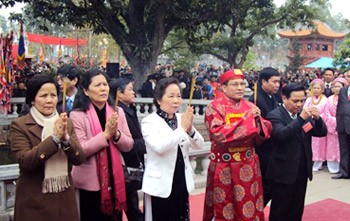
[203,69,272,221]
[57,64,81,114]
[248,67,281,206]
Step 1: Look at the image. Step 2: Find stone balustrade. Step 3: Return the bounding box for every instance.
[0,88,253,216]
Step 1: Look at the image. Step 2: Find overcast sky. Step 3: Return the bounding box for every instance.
[274,0,350,20]
[1,1,349,21]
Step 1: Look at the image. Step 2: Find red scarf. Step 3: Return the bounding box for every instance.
[86,103,126,215]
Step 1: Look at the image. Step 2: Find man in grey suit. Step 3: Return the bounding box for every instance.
[266,83,327,221]
[334,72,350,179]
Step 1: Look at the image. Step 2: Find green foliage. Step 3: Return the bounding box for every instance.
[0,15,8,33]
[287,38,306,73]
[182,0,323,68]
[161,30,200,72]
[0,0,227,87]
[242,50,258,71]
[334,35,350,73]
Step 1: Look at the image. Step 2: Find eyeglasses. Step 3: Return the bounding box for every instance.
[226,82,246,88]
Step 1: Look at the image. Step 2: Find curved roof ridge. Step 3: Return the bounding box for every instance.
[278,20,346,39]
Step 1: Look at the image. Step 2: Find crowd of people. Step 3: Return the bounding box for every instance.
[9,61,350,221]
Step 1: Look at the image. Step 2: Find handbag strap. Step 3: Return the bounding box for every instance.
[135,152,143,169]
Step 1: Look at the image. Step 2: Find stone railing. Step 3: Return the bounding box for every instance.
[0,164,18,220]
[0,88,254,216]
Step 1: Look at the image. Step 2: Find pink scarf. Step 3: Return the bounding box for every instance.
[86,103,126,215]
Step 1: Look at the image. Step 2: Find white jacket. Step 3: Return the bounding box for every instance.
[141,112,204,197]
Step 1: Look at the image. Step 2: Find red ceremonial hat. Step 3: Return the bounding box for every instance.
[219,69,244,85]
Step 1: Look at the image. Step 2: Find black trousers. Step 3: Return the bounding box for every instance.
[79,189,122,221]
[338,132,350,177]
[269,178,307,221]
[125,187,144,221]
[258,154,272,206]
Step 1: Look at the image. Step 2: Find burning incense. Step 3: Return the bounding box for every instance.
[254,82,257,105]
[188,76,196,106]
[61,82,67,113]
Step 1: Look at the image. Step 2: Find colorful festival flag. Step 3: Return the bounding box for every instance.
[58,38,62,63]
[0,31,14,113]
[74,39,80,66]
[17,22,26,69]
[39,43,44,64]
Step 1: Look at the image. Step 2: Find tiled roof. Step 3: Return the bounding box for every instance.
[278,20,346,38]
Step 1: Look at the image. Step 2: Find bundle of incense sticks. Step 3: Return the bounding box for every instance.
[188,76,196,106]
[114,91,119,110]
[61,82,67,113]
[254,82,257,105]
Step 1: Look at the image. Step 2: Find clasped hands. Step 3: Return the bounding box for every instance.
[103,112,120,140]
[251,106,261,118]
[181,106,194,134]
[53,112,70,142]
[300,106,320,120]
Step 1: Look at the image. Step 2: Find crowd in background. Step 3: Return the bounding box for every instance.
[10,59,349,103]
[7,57,350,221]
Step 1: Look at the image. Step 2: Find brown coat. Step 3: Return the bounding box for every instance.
[11,113,85,221]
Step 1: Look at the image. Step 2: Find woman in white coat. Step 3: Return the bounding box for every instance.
[141,77,204,221]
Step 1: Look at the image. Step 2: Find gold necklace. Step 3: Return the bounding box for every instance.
[311,94,323,106]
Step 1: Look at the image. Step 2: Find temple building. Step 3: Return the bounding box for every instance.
[278,20,347,67]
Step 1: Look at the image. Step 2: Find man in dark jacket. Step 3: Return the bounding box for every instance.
[334,73,350,179]
[110,77,146,221]
[266,83,327,221]
[323,68,335,97]
[56,64,81,115]
[248,67,280,206]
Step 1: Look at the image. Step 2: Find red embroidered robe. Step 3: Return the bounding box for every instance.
[203,95,272,221]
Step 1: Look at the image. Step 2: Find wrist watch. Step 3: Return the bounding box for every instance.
[61,140,71,150]
[51,134,61,145]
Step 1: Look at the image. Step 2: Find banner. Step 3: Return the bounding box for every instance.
[26,32,87,46]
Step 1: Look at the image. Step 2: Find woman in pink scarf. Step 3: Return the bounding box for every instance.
[70,69,133,221]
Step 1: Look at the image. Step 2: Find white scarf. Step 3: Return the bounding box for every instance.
[30,107,70,193]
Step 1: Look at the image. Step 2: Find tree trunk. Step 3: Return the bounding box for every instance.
[128,59,155,94]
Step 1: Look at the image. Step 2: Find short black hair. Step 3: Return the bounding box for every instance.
[109,77,134,105]
[25,75,59,106]
[57,64,81,85]
[323,68,335,75]
[258,67,280,85]
[153,77,181,109]
[281,83,305,99]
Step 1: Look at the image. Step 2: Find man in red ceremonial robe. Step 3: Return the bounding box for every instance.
[203,69,272,221]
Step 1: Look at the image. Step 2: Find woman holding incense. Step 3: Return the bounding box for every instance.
[303,78,328,172]
[11,75,85,221]
[141,77,204,221]
[70,68,133,221]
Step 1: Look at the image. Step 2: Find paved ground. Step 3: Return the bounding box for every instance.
[191,166,350,205]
